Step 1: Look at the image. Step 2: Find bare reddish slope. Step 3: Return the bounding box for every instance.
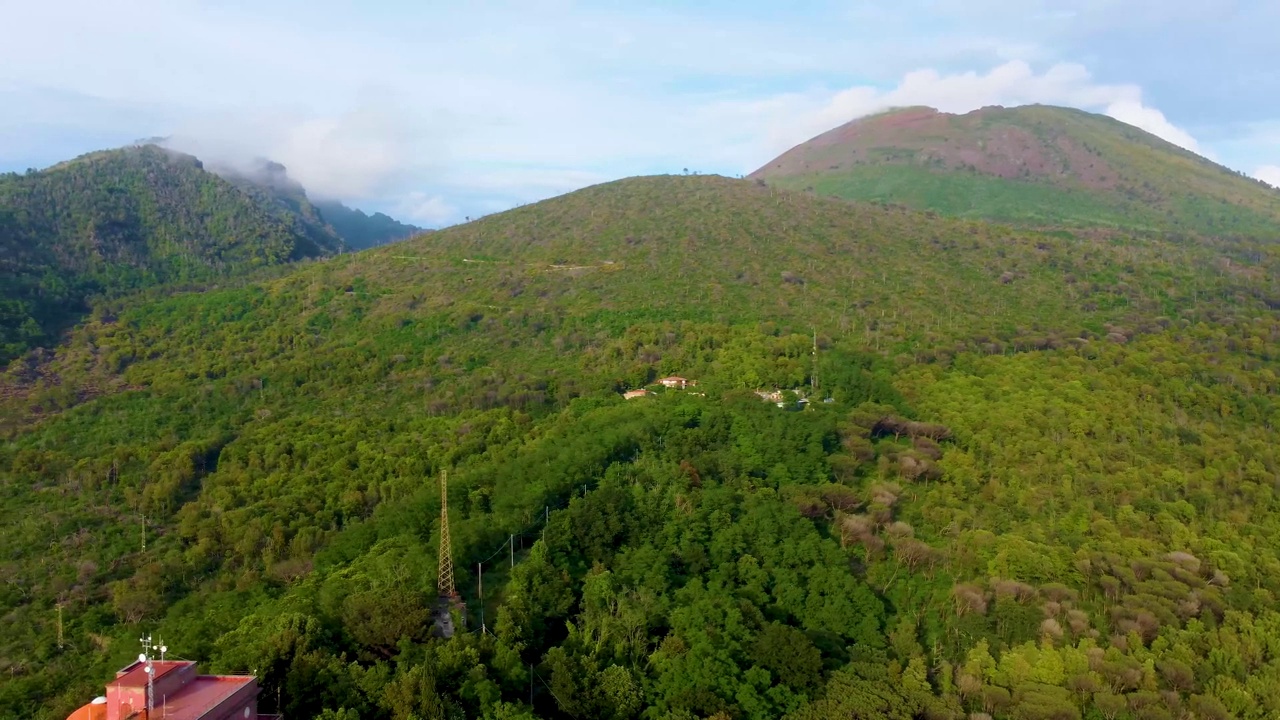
[753,105,1117,188]
[749,104,1280,234]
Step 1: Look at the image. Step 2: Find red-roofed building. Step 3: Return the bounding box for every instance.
[64,659,275,720]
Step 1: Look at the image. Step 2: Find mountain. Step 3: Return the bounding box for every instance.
[0,145,346,364]
[199,154,424,249]
[5,174,1280,719]
[314,200,425,249]
[751,104,1280,234]
[206,156,348,255]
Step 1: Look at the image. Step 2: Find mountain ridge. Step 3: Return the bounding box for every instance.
[314,199,425,249]
[198,153,425,249]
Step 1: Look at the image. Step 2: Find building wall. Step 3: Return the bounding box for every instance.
[105,684,145,720]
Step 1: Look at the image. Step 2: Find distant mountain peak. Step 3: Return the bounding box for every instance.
[314,199,425,250]
[752,103,1280,235]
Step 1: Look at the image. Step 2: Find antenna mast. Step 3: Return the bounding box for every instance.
[811,327,818,395]
[139,635,156,718]
[438,471,456,599]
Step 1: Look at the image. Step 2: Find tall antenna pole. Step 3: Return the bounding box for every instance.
[478,562,486,634]
[811,327,818,396]
[438,471,456,599]
[139,635,155,718]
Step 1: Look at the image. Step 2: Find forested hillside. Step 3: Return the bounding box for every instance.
[751,105,1280,235]
[210,157,348,257]
[3,175,1280,720]
[0,146,345,364]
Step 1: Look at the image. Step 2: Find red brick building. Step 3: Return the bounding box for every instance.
[64,659,274,720]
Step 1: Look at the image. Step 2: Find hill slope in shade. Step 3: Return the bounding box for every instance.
[0,146,348,364]
[5,175,1280,718]
[315,199,425,249]
[751,104,1280,234]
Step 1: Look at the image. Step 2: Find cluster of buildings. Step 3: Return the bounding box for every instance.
[622,376,829,408]
[622,376,693,399]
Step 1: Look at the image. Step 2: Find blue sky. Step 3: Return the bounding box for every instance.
[1,0,1277,226]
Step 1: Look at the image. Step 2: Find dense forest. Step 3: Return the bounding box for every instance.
[2,174,1280,719]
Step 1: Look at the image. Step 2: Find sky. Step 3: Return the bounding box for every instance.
[1,0,1277,226]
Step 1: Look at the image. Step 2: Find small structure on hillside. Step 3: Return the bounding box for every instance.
[755,389,784,403]
[64,643,274,720]
[658,376,692,389]
[622,389,652,400]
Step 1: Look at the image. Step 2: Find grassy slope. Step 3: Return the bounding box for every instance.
[770,166,1165,229]
[3,175,1280,718]
[754,105,1280,235]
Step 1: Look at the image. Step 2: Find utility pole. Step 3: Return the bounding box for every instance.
[510,534,515,568]
[141,514,146,553]
[811,326,818,396]
[478,562,486,634]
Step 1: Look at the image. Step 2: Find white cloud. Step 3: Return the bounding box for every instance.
[149,95,454,203]
[1104,100,1205,156]
[396,193,457,226]
[1256,166,1280,188]
[0,2,1270,224]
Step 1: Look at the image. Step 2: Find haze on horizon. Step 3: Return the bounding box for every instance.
[1,0,1276,226]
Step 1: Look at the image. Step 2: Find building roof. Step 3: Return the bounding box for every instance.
[111,660,186,688]
[156,676,256,720]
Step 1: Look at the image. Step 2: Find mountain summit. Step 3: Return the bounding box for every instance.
[750,104,1280,234]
